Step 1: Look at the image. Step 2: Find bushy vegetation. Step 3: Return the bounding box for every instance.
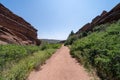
[64,30,76,45]
[0,45,40,71]
[64,30,90,45]
[40,42,61,50]
[0,43,61,80]
[64,35,78,45]
[70,21,120,80]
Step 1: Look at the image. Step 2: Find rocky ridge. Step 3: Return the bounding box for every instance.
[76,3,120,34]
[0,3,40,45]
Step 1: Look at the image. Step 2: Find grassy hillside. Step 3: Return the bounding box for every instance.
[0,43,61,80]
[67,20,120,80]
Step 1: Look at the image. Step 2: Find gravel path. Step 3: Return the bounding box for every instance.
[27,45,91,80]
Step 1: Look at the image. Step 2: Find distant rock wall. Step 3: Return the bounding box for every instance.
[0,3,40,45]
[76,3,120,34]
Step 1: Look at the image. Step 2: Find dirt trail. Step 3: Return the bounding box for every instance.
[27,45,91,80]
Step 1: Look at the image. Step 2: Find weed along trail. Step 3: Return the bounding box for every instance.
[27,45,91,80]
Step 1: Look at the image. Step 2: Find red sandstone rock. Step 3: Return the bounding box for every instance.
[76,3,120,34]
[76,23,91,34]
[0,3,40,45]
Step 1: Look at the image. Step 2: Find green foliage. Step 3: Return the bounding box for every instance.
[1,49,56,80]
[70,20,120,80]
[64,30,76,45]
[69,30,74,36]
[0,45,40,71]
[0,43,61,80]
[64,35,78,45]
[93,23,110,32]
[40,43,61,50]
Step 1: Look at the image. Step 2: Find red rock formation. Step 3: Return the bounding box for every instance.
[76,3,120,34]
[0,3,40,45]
[76,23,91,34]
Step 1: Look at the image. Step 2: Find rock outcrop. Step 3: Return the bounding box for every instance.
[76,3,120,34]
[0,3,40,45]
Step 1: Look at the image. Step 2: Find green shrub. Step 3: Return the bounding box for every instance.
[64,35,78,45]
[0,45,40,71]
[0,43,61,80]
[40,43,61,50]
[1,49,56,80]
[70,20,120,80]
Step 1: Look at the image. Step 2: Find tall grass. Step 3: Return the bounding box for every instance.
[0,43,61,80]
[0,45,40,72]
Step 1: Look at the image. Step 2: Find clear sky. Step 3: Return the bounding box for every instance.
[0,0,120,40]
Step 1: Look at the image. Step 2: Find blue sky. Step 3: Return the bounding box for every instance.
[0,0,120,40]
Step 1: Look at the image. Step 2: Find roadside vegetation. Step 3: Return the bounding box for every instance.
[66,20,120,80]
[0,43,61,80]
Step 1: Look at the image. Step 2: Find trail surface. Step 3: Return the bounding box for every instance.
[28,45,91,80]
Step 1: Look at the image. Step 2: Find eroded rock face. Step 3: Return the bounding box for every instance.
[76,3,120,34]
[0,3,40,45]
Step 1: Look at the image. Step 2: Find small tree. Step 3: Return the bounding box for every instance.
[69,30,74,37]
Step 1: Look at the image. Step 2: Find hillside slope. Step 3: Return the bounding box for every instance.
[76,3,120,35]
[0,3,40,45]
[65,3,120,80]
[70,20,120,80]
[65,3,120,45]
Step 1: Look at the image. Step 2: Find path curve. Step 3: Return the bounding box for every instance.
[27,45,91,80]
